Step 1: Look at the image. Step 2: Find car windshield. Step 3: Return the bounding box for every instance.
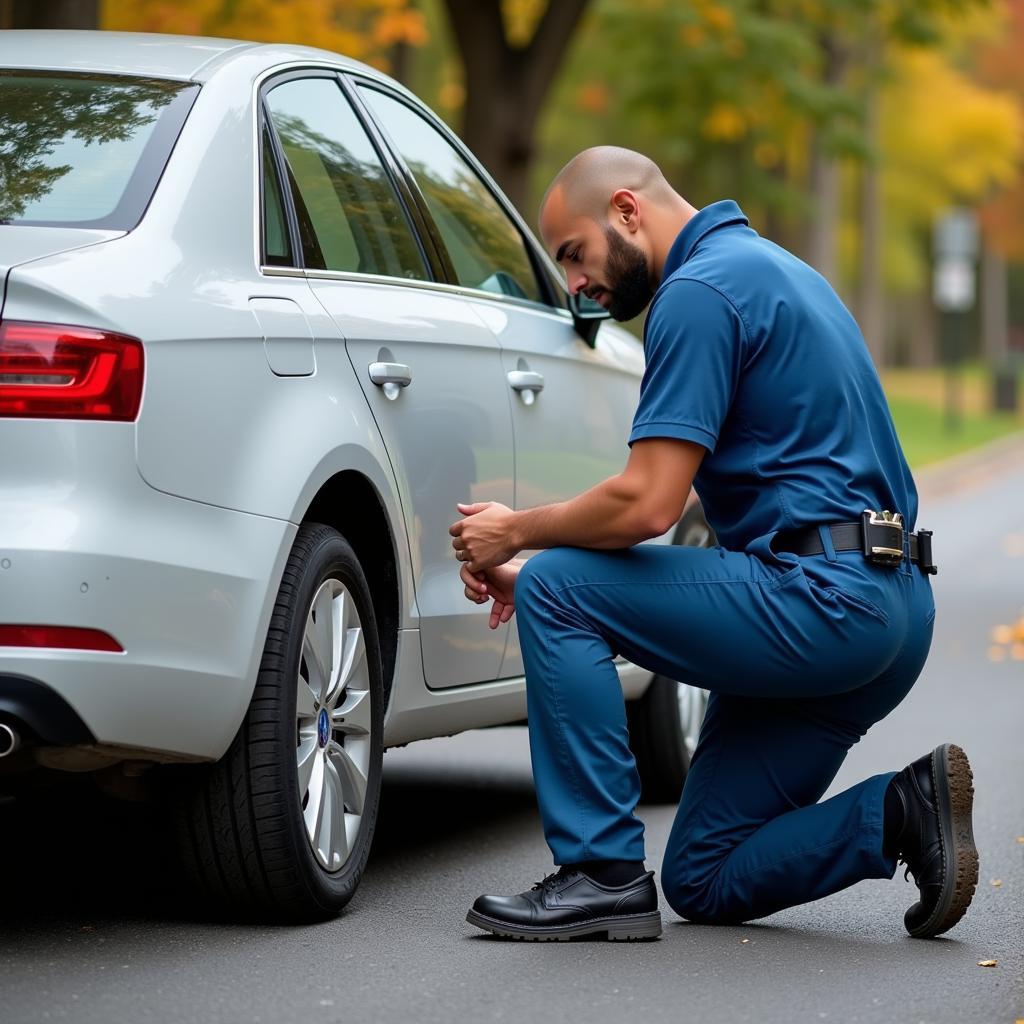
[0,71,198,229]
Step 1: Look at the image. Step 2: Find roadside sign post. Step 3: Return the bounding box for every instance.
[933,209,978,434]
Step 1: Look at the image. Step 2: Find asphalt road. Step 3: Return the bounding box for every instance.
[2,442,1022,1024]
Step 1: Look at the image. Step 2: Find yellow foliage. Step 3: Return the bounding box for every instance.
[503,0,547,48]
[701,4,735,34]
[879,47,1023,291]
[702,102,747,142]
[373,9,428,48]
[438,80,466,113]
[101,0,427,65]
[680,23,707,48]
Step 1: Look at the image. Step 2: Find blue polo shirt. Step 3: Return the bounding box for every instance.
[628,200,918,551]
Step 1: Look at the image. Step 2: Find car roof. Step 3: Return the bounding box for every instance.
[0,30,386,84]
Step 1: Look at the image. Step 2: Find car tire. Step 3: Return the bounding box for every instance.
[174,522,384,921]
[626,504,713,805]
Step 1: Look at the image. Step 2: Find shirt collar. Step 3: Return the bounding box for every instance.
[662,200,749,279]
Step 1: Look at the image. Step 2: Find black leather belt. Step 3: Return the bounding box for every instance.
[773,516,937,575]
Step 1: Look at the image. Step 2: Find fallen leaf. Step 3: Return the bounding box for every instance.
[990,879,1003,887]
[977,959,998,968]
[992,624,1013,645]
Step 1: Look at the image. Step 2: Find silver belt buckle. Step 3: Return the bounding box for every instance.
[861,509,905,567]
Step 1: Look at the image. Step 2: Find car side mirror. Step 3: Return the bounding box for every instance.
[570,291,610,348]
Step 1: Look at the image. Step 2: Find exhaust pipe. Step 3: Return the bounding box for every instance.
[0,723,20,757]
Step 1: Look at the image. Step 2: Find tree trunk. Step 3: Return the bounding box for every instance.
[389,40,414,89]
[442,0,590,215]
[856,65,885,367]
[10,0,97,28]
[805,32,846,285]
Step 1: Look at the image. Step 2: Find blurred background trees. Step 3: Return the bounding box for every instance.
[2,0,1023,378]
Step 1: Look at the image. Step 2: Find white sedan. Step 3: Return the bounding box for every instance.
[0,30,710,919]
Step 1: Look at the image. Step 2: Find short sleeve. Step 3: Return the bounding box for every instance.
[628,278,745,453]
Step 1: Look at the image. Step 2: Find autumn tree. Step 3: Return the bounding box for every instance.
[439,0,591,213]
[103,0,427,73]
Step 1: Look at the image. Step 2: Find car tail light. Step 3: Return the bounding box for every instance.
[0,320,144,420]
[0,625,124,652]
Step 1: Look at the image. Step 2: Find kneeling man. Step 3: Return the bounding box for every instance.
[449,147,977,942]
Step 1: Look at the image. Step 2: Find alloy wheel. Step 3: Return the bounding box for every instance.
[295,578,372,872]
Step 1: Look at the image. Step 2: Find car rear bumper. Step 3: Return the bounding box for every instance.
[0,421,295,760]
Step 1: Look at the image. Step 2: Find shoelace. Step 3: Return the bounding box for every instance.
[531,867,576,892]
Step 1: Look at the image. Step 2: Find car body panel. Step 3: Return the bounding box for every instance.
[0,227,124,303]
[0,421,294,757]
[0,30,254,81]
[468,299,647,680]
[310,277,516,687]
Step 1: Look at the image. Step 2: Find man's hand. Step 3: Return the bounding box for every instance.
[460,560,521,630]
[449,501,519,572]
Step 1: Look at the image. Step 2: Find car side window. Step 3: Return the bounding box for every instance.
[359,86,547,306]
[264,77,427,280]
[261,122,293,267]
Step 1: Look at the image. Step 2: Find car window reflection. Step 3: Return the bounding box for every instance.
[0,73,184,226]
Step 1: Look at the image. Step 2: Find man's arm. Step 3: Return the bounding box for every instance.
[450,437,705,572]
[513,437,704,549]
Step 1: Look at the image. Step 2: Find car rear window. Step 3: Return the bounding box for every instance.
[0,71,198,229]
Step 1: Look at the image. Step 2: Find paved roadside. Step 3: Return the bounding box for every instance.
[0,438,1021,1024]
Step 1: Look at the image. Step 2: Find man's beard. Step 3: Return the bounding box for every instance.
[601,226,655,322]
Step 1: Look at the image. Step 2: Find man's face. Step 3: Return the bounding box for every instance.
[541,195,656,322]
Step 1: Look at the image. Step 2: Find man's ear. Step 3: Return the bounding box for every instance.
[610,189,640,232]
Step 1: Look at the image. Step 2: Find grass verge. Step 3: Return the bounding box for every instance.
[883,365,1024,468]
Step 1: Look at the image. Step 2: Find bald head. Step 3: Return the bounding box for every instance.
[538,147,697,321]
[540,146,675,225]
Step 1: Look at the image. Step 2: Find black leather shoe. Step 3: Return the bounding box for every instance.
[890,743,979,938]
[466,867,662,941]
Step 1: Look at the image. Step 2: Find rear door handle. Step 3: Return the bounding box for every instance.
[368,362,412,387]
[507,370,545,394]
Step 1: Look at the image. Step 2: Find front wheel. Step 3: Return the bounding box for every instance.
[175,523,384,920]
[627,675,709,804]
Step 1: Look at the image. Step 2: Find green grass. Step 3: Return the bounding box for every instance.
[887,395,1023,468]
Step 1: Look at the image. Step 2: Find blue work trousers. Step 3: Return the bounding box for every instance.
[514,533,935,924]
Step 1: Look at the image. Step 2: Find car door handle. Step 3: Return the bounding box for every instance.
[368,362,412,388]
[507,370,545,394]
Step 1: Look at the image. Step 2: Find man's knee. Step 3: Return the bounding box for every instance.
[662,860,715,923]
[661,848,750,925]
[514,548,575,606]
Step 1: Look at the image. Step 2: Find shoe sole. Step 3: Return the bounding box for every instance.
[907,743,979,939]
[465,908,663,942]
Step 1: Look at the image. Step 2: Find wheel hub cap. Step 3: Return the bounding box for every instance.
[295,578,372,873]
